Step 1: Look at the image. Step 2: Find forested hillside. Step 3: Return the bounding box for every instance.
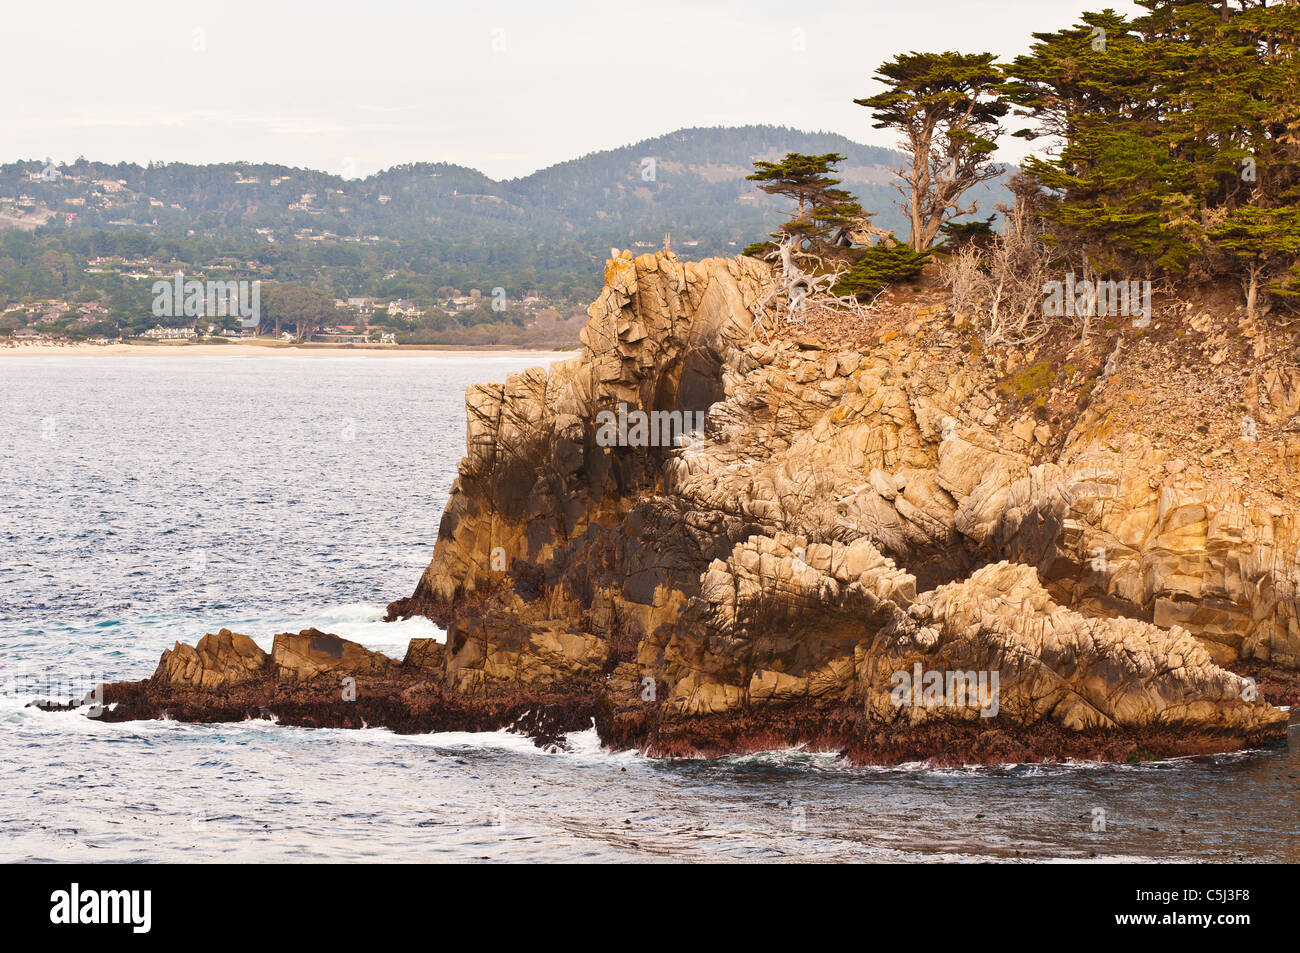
[0,125,1009,308]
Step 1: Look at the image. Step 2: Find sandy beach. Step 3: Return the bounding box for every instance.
[0,342,576,360]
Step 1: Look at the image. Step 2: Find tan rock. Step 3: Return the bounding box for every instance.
[153,628,268,692]
[389,249,1293,757]
[272,629,397,683]
[402,638,446,677]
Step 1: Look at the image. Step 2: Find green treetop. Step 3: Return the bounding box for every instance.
[742,152,869,263]
[856,51,1008,252]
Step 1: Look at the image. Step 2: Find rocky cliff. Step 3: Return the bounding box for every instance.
[97,250,1295,764]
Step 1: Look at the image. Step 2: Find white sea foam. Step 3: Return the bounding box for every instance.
[204,603,442,658]
[310,602,442,657]
[332,723,642,765]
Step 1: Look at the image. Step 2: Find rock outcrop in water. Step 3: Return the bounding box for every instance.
[98,249,1294,764]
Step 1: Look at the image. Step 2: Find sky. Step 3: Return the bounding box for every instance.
[3,0,1145,181]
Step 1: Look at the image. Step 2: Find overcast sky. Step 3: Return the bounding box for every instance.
[4,0,1143,180]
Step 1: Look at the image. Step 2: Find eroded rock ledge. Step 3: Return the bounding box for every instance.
[96,251,1294,764]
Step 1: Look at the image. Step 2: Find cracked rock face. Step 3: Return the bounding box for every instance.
[866,560,1274,734]
[105,251,1291,763]
[380,250,1288,759]
[392,251,773,617]
[154,629,269,692]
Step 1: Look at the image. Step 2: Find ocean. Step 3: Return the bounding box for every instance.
[1,354,1296,862]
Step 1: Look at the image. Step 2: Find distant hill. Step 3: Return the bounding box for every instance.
[0,126,1014,346]
[0,125,1010,257]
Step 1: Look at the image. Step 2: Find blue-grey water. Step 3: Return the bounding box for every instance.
[1,354,1296,862]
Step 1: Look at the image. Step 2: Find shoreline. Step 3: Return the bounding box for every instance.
[89,672,1293,767]
[0,341,578,359]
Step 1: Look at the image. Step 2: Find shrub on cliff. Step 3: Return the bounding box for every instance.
[939,216,997,252]
[832,242,930,300]
[743,152,872,265]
